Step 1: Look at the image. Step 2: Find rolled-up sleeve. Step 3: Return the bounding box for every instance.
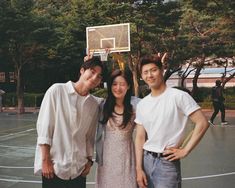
[36,86,56,146]
[177,92,200,116]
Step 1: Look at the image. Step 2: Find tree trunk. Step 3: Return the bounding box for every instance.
[16,67,25,114]
[128,53,139,97]
[180,76,186,88]
[164,67,181,82]
[222,72,235,88]
[133,64,139,96]
[191,57,205,100]
[191,67,200,99]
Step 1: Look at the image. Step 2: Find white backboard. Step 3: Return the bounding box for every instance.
[86,23,130,54]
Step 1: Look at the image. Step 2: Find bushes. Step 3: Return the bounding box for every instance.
[2,93,17,107]
[194,87,211,102]
[1,86,234,109]
[2,89,108,107]
[198,87,235,109]
[2,89,107,107]
[91,88,108,98]
[23,93,44,107]
[2,93,44,107]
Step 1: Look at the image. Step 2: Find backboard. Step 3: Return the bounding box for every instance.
[86,23,130,54]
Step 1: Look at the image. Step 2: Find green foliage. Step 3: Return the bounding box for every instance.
[197,87,235,109]
[23,93,44,107]
[2,92,44,107]
[1,86,235,109]
[0,0,234,100]
[2,92,17,107]
[91,88,108,99]
[179,0,235,58]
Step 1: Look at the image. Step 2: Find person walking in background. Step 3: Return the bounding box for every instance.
[0,89,5,112]
[95,69,138,188]
[209,80,228,126]
[135,55,209,188]
[34,57,104,188]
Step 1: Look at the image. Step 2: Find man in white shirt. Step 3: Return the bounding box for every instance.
[34,57,104,188]
[135,56,209,188]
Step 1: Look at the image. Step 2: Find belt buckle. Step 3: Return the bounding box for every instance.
[151,151,161,158]
[146,150,162,158]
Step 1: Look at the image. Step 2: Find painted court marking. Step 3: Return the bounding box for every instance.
[0,128,35,139]
[0,178,95,184]
[0,166,33,169]
[0,144,35,149]
[183,172,235,180]
[0,171,234,184]
[0,124,35,134]
[0,114,234,186]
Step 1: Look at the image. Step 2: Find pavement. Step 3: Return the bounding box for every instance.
[0,108,234,188]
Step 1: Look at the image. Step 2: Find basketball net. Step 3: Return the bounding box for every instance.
[100,51,109,61]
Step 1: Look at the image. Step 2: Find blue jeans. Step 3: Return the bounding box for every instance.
[143,151,181,188]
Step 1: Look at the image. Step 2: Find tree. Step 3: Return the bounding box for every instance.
[211,57,235,88]
[179,0,235,99]
[0,0,56,113]
[38,0,181,96]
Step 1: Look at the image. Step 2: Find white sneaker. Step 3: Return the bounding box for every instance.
[221,121,228,125]
[208,120,215,126]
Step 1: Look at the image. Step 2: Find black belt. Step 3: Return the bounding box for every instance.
[146,150,165,158]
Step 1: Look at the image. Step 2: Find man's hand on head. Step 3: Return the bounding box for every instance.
[84,50,94,62]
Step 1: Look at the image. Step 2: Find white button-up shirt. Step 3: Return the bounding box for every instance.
[34,81,99,180]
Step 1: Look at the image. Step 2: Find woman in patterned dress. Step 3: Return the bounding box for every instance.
[95,69,137,188]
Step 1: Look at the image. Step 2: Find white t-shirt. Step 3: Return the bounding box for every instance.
[135,87,200,153]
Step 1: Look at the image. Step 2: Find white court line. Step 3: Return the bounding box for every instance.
[0,166,33,169]
[0,178,41,183]
[0,172,235,184]
[0,128,35,139]
[0,178,95,184]
[182,172,235,180]
[0,144,34,149]
[0,117,36,121]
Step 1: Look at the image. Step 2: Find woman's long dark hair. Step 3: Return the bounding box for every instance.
[101,69,133,128]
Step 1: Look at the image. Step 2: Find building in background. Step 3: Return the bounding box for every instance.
[166,67,235,89]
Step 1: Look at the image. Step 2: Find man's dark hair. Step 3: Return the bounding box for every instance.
[139,55,162,74]
[81,56,104,71]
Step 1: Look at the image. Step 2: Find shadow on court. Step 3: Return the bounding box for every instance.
[0,109,234,188]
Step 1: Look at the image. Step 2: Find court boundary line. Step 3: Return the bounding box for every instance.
[0,124,35,134]
[182,172,235,180]
[0,144,35,149]
[0,128,35,139]
[0,178,95,184]
[0,172,235,184]
[0,166,33,169]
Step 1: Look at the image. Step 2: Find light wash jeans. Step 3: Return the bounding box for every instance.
[143,151,181,188]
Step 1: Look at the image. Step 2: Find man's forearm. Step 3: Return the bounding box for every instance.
[40,144,55,178]
[184,123,208,155]
[135,140,144,170]
[135,125,146,170]
[184,110,209,155]
[40,144,51,161]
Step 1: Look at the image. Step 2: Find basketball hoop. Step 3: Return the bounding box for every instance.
[86,23,130,56]
[100,51,109,61]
